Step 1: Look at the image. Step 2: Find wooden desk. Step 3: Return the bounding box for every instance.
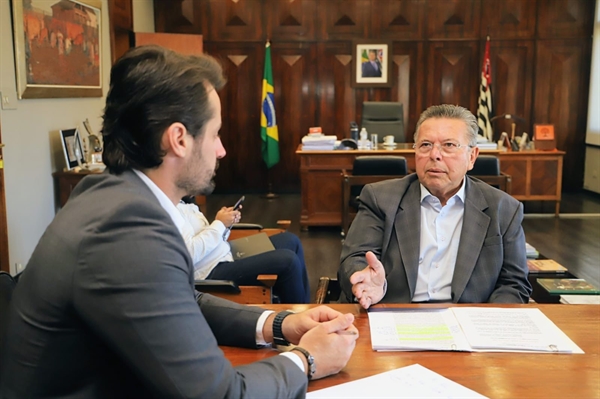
[297,147,565,228]
[222,304,599,397]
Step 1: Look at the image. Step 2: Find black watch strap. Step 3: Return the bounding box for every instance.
[272,310,293,346]
[292,346,316,380]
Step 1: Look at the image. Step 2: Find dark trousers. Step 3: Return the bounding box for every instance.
[206,232,311,303]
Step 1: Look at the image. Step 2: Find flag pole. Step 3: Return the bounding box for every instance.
[263,170,278,200]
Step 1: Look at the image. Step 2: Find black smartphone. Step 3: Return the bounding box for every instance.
[223,196,245,239]
[233,195,245,210]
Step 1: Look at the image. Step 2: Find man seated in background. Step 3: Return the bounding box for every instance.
[178,197,310,303]
[1,45,358,398]
[339,104,531,308]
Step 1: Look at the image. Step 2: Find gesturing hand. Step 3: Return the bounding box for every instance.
[349,251,386,309]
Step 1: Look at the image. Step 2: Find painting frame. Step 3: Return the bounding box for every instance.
[352,40,392,88]
[11,0,103,99]
[60,128,85,170]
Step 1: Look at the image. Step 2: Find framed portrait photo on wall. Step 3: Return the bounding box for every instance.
[11,0,103,99]
[353,40,392,88]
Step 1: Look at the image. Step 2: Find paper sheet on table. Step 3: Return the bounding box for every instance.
[306,364,487,399]
[368,309,471,351]
[368,307,583,353]
[450,307,583,353]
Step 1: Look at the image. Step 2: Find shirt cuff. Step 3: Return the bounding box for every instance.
[280,352,306,373]
[255,310,274,346]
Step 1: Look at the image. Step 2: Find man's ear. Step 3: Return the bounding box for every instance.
[468,147,480,170]
[162,122,190,158]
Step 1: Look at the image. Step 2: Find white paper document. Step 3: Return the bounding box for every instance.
[306,364,487,399]
[368,307,583,353]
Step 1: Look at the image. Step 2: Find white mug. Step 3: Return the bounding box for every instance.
[383,135,395,145]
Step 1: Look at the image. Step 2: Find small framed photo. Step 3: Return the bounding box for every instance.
[353,40,392,88]
[60,128,85,170]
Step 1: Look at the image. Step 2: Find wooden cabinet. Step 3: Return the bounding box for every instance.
[53,171,100,208]
[498,150,565,215]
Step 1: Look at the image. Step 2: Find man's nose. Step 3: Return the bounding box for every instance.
[216,137,226,159]
[429,144,443,159]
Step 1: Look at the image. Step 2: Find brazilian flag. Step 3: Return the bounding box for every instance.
[261,41,280,169]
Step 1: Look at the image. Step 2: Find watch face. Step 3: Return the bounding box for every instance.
[308,355,316,372]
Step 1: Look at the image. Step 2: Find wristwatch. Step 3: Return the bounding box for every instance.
[272,310,294,346]
[291,346,316,380]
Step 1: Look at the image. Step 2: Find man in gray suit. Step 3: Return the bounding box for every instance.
[1,46,358,398]
[339,104,531,308]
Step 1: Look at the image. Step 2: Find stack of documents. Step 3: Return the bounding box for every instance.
[302,134,337,150]
[368,307,583,353]
[476,136,498,149]
[476,142,498,150]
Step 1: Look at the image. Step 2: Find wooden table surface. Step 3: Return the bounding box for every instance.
[221,304,600,398]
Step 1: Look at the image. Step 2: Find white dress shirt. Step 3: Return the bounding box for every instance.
[177,203,234,280]
[412,179,466,302]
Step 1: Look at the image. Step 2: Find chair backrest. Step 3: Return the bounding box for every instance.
[195,274,276,304]
[361,102,405,143]
[350,156,408,196]
[0,271,16,360]
[468,155,500,176]
[467,155,511,193]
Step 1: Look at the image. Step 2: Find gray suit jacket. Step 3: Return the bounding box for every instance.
[0,170,307,398]
[339,174,531,304]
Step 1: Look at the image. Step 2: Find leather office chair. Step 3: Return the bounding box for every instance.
[467,155,512,194]
[0,271,16,361]
[341,156,408,236]
[361,102,405,144]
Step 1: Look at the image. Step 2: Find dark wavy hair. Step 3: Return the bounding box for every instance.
[101,45,226,174]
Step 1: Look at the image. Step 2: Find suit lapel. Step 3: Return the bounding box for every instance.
[394,179,421,297]
[452,178,491,302]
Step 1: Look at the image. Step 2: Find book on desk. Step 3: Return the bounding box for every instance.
[537,278,600,295]
[527,259,568,273]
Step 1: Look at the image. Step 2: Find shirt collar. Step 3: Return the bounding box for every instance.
[419,177,466,204]
[132,169,187,234]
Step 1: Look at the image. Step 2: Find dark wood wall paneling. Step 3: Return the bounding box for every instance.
[108,0,133,64]
[152,0,594,193]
